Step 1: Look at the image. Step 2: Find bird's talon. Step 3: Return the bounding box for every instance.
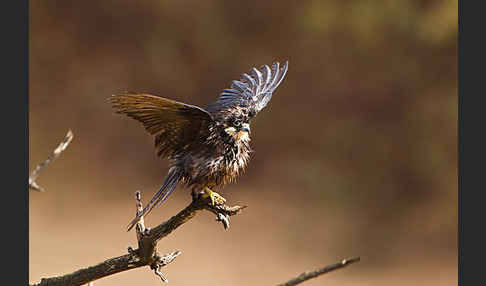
[202,187,226,205]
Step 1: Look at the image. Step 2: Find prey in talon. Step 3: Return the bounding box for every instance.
[109,61,289,231]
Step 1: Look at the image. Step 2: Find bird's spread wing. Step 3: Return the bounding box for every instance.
[207,61,288,118]
[109,93,215,158]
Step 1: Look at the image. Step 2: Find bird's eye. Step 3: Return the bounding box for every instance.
[234,121,241,127]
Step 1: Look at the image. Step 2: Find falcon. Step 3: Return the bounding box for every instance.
[109,61,288,231]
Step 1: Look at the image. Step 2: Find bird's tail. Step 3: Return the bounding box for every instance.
[127,167,184,231]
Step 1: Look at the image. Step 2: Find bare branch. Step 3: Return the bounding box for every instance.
[29,129,74,192]
[31,132,360,286]
[32,251,146,286]
[31,187,357,286]
[143,193,247,247]
[30,193,245,286]
[276,257,361,286]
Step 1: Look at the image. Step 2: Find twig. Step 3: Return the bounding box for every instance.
[30,193,246,286]
[276,257,361,286]
[29,129,74,191]
[134,191,146,244]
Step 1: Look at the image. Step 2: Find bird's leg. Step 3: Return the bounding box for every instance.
[202,187,226,206]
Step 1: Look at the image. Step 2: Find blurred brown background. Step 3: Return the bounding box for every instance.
[29,1,457,285]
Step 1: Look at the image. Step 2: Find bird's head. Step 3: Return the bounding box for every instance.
[223,115,251,143]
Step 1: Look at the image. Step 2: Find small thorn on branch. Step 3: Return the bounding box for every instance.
[127,246,136,256]
[151,250,182,283]
[210,204,247,230]
[153,266,168,283]
[194,193,247,230]
[29,129,74,192]
[215,213,230,229]
[134,191,146,241]
[158,251,182,266]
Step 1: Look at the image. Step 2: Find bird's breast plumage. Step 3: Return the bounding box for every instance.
[178,137,251,190]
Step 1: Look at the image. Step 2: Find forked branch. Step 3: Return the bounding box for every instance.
[30,131,360,285]
[30,192,246,286]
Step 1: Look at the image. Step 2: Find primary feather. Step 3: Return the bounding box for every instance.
[206,61,289,118]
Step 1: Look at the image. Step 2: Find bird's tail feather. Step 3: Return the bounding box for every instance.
[127,167,183,231]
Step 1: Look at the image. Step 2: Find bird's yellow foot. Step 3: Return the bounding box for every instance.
[202,187,226,205]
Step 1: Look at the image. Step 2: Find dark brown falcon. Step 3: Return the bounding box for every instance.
[109,61,288,231]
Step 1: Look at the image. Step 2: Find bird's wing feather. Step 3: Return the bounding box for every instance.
[207,61,288,117]
[109,93,216,158]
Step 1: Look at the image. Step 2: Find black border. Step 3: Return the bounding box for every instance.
[459,0,485,285]
[3,0,29,283]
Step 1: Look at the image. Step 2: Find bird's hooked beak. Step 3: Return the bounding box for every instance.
[224,123,251,141]
[239,123,250,134]
[237,123,250,141]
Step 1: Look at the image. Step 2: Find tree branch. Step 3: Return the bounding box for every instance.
[29,129,74,192]
[30,192,246,286]
[276,257,361,286]
[30,132,360,285]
